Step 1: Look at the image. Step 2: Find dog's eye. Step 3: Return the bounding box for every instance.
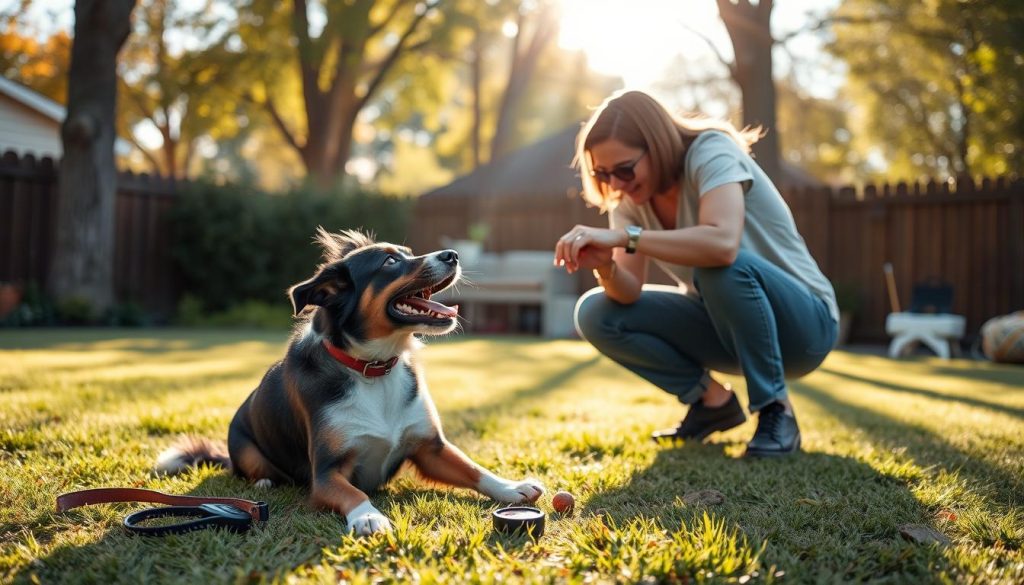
[383,256,398,267]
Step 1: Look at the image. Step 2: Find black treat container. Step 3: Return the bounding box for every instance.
[492,506,545,537]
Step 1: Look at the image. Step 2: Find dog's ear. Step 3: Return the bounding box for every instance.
[288,266,351,315]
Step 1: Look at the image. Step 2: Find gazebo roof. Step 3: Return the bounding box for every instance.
[421,125,582,199]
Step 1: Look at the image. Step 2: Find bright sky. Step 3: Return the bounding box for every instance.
[558,0,842,100]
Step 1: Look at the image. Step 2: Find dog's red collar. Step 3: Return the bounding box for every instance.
[322,339,399,377]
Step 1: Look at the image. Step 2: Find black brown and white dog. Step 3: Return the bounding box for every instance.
[156,228,544,535]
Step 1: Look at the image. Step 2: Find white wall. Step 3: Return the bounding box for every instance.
[0,96,62,159]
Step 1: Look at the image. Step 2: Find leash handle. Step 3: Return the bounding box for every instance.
[56,487,269,523]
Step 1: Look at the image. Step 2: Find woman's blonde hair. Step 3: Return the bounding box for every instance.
[574,90,764,211]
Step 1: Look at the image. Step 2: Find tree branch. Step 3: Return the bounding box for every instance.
[124,131,164,175]
[677,20,736,76]
[246,91,303,155]
[868,80,950,161]
[776,12,952,45]
[123,83,159,125]
[368,0,417,38]
[357,0,437,110]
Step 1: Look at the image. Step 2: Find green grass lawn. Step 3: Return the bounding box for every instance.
[1,329,1022,584]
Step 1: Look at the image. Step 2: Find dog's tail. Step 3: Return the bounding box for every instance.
[154,436,231,476]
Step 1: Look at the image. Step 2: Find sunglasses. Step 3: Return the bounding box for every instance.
[589,151,646,185]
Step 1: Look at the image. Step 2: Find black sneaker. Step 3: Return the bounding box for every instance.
[651,392,747,443]
[744,402,801,457]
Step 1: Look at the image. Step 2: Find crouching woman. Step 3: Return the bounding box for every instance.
[554,90,838,457]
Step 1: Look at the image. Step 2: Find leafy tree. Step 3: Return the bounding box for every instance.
[117,0,248,179]
[49,0,136,315]
[366,0,617,192]
[775,79,861,184]
[232,0,454,188]
[0,25,71,103]
[829,0,1024,178]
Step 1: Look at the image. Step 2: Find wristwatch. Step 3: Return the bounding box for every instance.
[624,225,643,254]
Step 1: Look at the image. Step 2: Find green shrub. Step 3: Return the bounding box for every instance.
[55,296,94,325]
[174,294,207,327]
[103,301,147,327]
[167,181,413,312]
[173,296,294,329]
[202,300,294,329]
[1,286,146,328]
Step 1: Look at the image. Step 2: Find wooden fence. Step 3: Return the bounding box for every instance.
[785,177,1023,341]
[0,151,182,317]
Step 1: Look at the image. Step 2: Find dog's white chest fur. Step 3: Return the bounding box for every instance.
[320,364,433,490]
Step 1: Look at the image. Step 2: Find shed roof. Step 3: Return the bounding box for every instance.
[421,125,582,199]
[0,76,64,123]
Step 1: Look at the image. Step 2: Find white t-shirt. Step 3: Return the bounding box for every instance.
[610,130,839,322]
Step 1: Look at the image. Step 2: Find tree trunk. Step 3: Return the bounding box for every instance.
[489,6,558,162]
[49,0,136,315]
[718,0,783,185]
[471,26,483,169]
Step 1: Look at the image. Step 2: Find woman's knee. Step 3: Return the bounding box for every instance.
[574,287,618,342]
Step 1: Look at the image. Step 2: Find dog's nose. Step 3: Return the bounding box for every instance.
[438,250,459,265]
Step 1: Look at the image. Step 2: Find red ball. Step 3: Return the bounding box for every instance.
[552,490,575,514]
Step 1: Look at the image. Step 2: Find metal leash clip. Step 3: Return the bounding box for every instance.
[124,503,255,536]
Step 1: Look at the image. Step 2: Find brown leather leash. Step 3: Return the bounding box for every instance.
[57,488,269,536]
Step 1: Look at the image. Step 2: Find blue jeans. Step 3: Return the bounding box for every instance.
[574,250,837,412]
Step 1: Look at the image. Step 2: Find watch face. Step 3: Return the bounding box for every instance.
[626,225,641,253]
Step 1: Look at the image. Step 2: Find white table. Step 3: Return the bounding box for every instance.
[885,312,966,359]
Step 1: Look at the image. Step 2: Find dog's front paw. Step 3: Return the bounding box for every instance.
[349,512,392,536]
[484,477,545,504]
[345,500,392,536]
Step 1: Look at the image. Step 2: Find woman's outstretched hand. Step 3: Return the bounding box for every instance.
[554,225,625,274]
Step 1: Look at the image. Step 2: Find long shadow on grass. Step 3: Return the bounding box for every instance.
[587,443,951,581]
[0,329,289,351]
[795,380,1023,505]
[924,361,1024,389]
[425,335,573,370]
[819,366,1024,420]
[442,356,602,422]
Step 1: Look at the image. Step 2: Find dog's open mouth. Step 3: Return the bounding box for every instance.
[388,272,459,324]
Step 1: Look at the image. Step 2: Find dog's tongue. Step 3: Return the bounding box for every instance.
[403,295,458,317]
